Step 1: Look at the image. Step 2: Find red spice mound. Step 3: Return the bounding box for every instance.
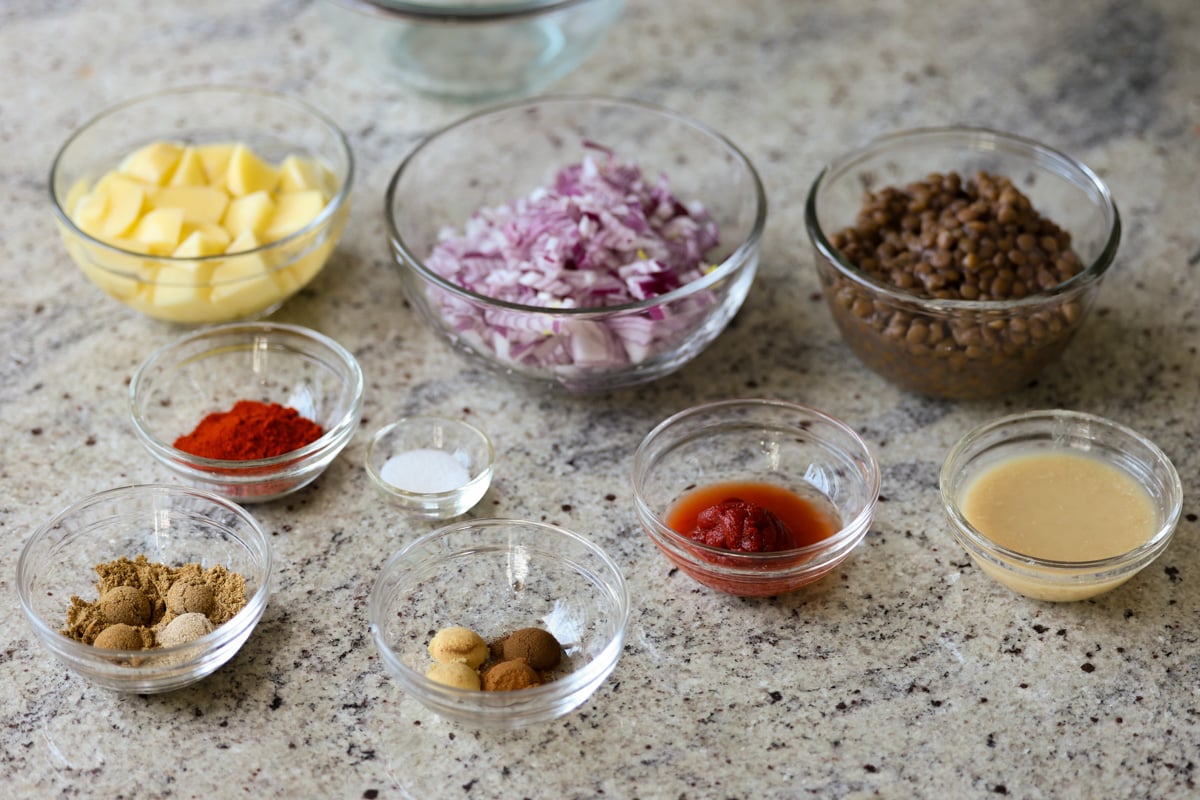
[173,400,324,461]
[687,498,795,553]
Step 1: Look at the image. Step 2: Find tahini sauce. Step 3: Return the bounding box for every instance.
[961,450,1156,562]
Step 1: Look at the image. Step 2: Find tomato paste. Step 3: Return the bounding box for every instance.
[666,480,838,553]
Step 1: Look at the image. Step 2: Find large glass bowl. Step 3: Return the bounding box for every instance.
[385,96,767,393]
[50,85,353,325]
[805,127,1120,399]
[320,0,625,101]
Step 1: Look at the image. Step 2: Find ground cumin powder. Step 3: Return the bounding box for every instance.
[63,555,247,649]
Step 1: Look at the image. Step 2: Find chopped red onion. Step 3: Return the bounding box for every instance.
[424,149,721,374]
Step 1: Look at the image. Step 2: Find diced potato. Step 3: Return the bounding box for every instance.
[173,230,226,258]
[150,263,214,313]
[278,155,322,194]
[264,190,325,242]
[210,251,284,311]
[168,147,209,187]
[72,190,110,239]
[131,207,184,252]
[223,190,276,239]
[184,222,233,251]
[150,185,229,225]
[119,141,184,186]
[98,176,147,239]
[225,144,280,196]
[196,143,235,185]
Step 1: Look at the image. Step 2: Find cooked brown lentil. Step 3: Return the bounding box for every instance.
[821,170,1091,398]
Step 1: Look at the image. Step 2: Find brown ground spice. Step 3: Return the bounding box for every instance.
[62,555,247,649]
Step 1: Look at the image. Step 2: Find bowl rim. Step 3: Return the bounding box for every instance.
[632,397,881,566]
[383,93,767,316]
[364,415,496,502]
[129,321,365,469]
[326,0,609,22]
[938,408,1183,576]
[16,483,274,664]
[368,517,631,708]
[804,125,1122,313]
[48,84,355,279]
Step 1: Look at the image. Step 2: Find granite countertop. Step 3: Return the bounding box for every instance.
[3,0,1199,797]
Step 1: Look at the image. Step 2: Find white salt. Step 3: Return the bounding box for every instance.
[380,448,471,494]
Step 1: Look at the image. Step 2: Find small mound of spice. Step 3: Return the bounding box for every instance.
[63,555,247,650]
[173,399,323,460]
[424,624,564,692]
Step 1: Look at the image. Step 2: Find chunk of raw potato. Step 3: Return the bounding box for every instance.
[130,207,184,253]
[119,141,184,186]
[210,230,285,311]
[225,144,280,196]
[168,147,209,187]
[223,191,276,239]
[264,190,325,242]
[196,143,235,186]
[150,185,228,226]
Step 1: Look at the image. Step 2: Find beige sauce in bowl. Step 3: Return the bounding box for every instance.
[961,450,1156,562]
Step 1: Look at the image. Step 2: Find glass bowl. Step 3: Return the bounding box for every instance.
[50,85,353,325]
[384,95,767,393]
[320,0,625,101]
[17,484,272,694]
[130,322,364,503]
[939,409,1183,602]
[369,518,630,728]
[365,416,495,518]
[805,127,1120,399]
[632,399,880,597]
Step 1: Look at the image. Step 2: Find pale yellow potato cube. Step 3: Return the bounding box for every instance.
[173,230,226,258]
[225,228,261,254]
[197,143,235,185]
[184,222,233,251]
[131,207,184,252]
[168,147,209,187]
[72,190,110,239]
[98,176,146,239]
[210,250,285,312]
[150,262,214,314]
[278,155,322,194]
[150,185,229,225]
[225,144,280,196]
[264,190,325,242]
[119,141,184,186]
[223,190,276,239]
[318,164,340,198]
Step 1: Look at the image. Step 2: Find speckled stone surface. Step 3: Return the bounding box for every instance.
[3,0,1200,797]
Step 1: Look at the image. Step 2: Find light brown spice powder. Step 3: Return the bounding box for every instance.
[62,555,247,649]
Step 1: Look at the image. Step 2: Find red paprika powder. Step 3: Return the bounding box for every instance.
[173,400,324,460]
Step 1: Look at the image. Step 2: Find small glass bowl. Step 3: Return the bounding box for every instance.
[365,416,495,518]
[320,0,625,101]
[130,322,364,503]
[939,409,1183,602]
[385,95,766,393]
[50,85,353,325]
[805,127,1119,399]
[632,399,880,597]
[369,518,630,728]
[17,484,273,693]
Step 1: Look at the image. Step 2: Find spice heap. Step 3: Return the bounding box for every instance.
[62,555,247,650]
[173,399,323,460]
[424,624,563,692]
